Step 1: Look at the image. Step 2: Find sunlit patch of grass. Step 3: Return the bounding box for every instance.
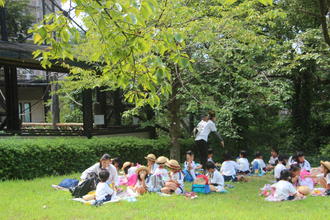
[0,174,329,220]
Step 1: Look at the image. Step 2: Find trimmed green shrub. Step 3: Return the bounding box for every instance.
[0,137,194,180]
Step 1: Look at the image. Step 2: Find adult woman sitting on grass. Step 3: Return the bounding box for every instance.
[80,154,118,187]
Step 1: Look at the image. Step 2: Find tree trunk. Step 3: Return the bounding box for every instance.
[50,73,60,127]
[319,0,330,47]
[291,60,314,151]
[168,73,181,161]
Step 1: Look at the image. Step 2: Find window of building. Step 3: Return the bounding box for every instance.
[19,102,32,122]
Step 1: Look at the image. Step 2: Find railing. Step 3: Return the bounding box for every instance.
[21,122,84,130]
[0,123,152,137]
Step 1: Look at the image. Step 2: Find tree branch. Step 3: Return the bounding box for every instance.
[48,0,86,34]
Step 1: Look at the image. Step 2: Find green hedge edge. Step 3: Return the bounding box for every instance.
[0,137,194,180]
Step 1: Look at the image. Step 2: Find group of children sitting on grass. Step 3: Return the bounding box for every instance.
[259,150,330,201]
[58,147,329,205]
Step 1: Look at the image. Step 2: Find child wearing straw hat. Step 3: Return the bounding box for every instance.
[320,161,330,193]
[132,166,150,195]
[154,156,170,181]
[164,159,184,194]
[145,154,158,174]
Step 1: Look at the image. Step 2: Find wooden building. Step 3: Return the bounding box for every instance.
[0,41,155,138]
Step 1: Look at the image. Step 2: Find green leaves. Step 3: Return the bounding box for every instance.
[258,0,273,5]
[174,33,184,43]
[29,0,193,109]
[0,0,5,7]
[223,0,238,5]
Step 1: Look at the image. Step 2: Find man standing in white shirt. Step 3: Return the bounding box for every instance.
[195,111,224,169]
[193,113,208,137]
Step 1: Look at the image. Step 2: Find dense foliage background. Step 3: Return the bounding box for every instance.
[1,0,329,161]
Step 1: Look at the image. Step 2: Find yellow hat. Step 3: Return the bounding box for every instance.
[122,161,132,170]
[135,166,150,175]
[298,186,311,195]
[321,161,330,171]
[145,154,156,162]
[156,156,168,165]
[165,159,181,170]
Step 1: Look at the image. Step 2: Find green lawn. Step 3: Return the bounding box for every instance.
[0,174,329,220]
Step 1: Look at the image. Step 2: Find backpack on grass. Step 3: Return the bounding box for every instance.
[70,173,98,198]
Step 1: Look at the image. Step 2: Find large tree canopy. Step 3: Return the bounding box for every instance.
[1,0,329,160]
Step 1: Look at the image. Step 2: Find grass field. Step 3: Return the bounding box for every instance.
[0,174,329,220]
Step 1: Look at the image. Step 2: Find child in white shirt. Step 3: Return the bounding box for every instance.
[220,153,239,182]
[251,152,266,175]
[145,153,158,174]
[207,148,215,163]
[162,160,184,194]
[267,169,302,201]
[274,155,287,181]
[206,161,225,192]
[94,169,114,205]
[296,152,311,172]
[183,151,197,181]
[132,166,150,195]
[154,156,169,182]
[236,150,250,174]
[267,148,279,170]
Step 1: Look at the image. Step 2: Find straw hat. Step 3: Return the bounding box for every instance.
[122,161,132,170]
[145,154,156,161]
[298,186,311,196]
[156,156,168,164]
[321,161,330,171]
[136,166,150,175]
[165,159,181,170]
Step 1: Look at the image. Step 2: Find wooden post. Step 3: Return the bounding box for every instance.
[4,66,20,131]
[82,89,93,138]
[0,7,8,41]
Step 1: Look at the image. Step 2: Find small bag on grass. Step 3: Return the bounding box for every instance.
[192,184,211,194]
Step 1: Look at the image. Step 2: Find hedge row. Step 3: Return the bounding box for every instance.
[0,137,194,180]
